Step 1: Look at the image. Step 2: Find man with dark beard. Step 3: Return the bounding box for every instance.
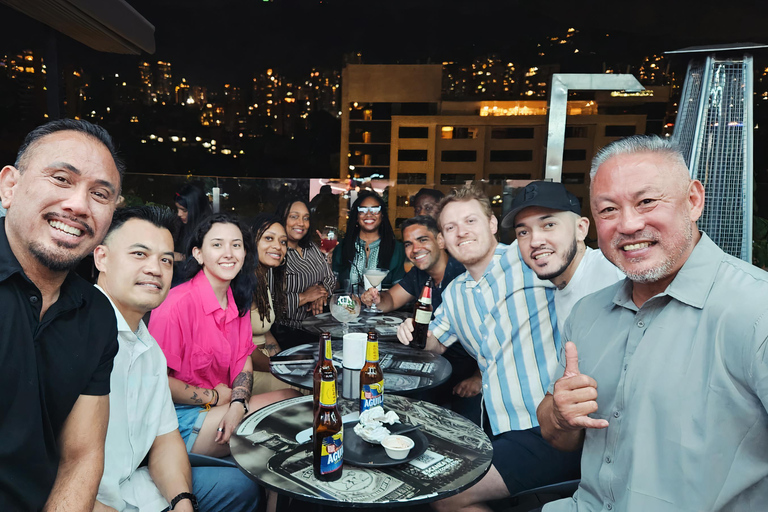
[502,181,622,333]
[0,119,122,511]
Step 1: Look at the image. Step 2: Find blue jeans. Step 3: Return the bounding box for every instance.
[162,466,261,512]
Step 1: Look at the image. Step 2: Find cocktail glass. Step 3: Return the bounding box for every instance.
[319,226,339,255]
[330,292,361,335]
[363,268,389,314]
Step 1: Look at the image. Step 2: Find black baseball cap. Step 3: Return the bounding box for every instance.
[501,181,582,228]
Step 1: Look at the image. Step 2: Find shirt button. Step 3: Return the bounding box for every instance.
[623,364,628,371]
[29,296,39,304]
[637,320,644,328]
[606,504,613,510]
[605,456,612,463]
[613,411,620,418]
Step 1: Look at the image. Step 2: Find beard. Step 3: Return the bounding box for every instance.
[536,238,579,281]
[611,220,693,283]
[29,240,87,272]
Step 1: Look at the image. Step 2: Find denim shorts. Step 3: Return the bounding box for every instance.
[175,404,208,452]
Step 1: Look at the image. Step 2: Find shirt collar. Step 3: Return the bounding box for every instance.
[612,232,721,311]
[0,218,24,283]
[192,269,238,318]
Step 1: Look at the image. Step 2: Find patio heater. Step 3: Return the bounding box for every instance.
[667,44,768,262]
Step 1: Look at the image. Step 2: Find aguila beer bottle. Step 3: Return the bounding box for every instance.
[313,370,343,481]
[313,332,336,414]
[360,330,384,413]
[411,277,433,350]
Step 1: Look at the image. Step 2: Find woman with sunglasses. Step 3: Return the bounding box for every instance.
[269,198,335,349]
[333,190,405,290]
[149,213,297,458]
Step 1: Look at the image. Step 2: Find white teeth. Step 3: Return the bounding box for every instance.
[139,283,161,289]
[220,262,235,267]
[534,252,553,260]
[622,242,651,251]
[414,253,427,260]
[459,240,473,246]
[49,220,82,237]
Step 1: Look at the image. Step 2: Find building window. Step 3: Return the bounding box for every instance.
[440,173,476,185]
[565,126,588,138]
[393,102,438,116]
[605,125,636,137]
[488,173,532,184]
[441,150,477,162]
[489,150,533,162]
[399,126,429,139]
[491,127,535,139]
[562,173,585,184]
[397,173,427,185]
[398,150,428,162]
[562,149,587,161]
[441,126,478,139]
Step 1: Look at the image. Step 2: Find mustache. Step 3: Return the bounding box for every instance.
[44,212,95,237]
[611,230,659,248]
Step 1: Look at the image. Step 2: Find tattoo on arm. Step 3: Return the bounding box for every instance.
[191,391,202,404]
[231,371,253,402]
[264,343,280,356]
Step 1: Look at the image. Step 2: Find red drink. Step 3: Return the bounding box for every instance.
[321,238,339,253]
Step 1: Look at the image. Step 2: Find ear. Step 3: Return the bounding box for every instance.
[0,165,20,209]
[93,245,108,273]
[575,216,590,243]
[436,232,445,250]
[489,214,498,236]
[688,180,705,223]
[192,246,203,266]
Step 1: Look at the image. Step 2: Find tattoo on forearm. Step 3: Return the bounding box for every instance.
[265,343,279,356]
[191,391,202,404]
[188,386,211,405]
[231,371,253,402]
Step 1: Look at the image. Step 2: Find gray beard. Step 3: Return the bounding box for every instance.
[617,221,693,283]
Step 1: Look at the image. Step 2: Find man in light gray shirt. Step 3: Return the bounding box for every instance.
[537,135,768,511]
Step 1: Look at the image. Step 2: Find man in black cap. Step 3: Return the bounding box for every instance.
[502,181,622,333]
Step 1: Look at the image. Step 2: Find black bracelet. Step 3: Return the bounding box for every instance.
[170,492,199,511]
[231,398,248,413]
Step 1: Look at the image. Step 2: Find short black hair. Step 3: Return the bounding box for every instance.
[413,188,444,203]
[400,215,439,237]
[105,205,176,241]
[14,118,125,179]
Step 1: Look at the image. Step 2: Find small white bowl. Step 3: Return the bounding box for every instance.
[381,434,415,460]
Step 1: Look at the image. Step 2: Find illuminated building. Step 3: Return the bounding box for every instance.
[138,61,153,104]
[2,50,47,122]
[154,60,172,102]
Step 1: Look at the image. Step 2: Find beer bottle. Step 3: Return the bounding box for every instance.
[313,332,336,414]
[360,330,384,413]
[313,371,343,481]
[411,277,433,350]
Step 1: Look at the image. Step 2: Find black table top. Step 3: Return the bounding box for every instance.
[301,311,409,341]
[270,339,453,395]
[231,394,493,507]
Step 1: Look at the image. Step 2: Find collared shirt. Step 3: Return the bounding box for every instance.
[545,233,768,512]
[431,241,559,435]
[149,270,253,389]
[398,254,466,312]
[280,242,335,329]
[0,218,118,511]
[96,286,178,512]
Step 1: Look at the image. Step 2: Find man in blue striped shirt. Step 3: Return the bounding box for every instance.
[398,187,581,511]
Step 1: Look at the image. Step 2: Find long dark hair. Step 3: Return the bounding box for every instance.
[341,190,396,269]
[174,183,212,252]
[275,196,313,250]
[251,213,288,323]
[183,213,255,317]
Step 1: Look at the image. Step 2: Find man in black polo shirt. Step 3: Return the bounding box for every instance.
[361,216,482,424]
[0,119,122,511]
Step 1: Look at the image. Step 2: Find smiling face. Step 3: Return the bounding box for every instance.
[284,201,310,244]
[94,218,174,327]
[439,199,497,275]
[257,222,287,267]
[590,151,704,289]
[403,223,444,272]
[192,222,246,285]
[514,207,587,282]
[0,130,120,274]
[357,196,383,234]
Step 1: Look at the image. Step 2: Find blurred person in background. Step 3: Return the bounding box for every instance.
[172,183,212,286]
[412,188,444,219]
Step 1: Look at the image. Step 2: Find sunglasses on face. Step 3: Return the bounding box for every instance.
[357,206,382,215]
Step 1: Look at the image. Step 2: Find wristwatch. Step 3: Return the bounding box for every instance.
[170,492,199,511]
[231,398,248,414]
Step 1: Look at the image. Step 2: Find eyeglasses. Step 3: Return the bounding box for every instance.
[357,206,382,215]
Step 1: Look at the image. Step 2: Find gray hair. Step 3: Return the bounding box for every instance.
[589,135,688,180]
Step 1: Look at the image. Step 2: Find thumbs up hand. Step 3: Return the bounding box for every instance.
[551,342,610,431]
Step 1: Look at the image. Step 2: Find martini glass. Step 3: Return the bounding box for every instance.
[363,268,389,314]
[330,291,361,335]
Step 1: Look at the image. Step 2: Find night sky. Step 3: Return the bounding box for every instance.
[3,0,768,88]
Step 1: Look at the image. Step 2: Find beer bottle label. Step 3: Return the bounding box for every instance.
[319,430,344,475]
[319,379,337,407]
[414,309,431,325]
[360,381,384,412]
[365,341,379,362]
[324,339,332,360]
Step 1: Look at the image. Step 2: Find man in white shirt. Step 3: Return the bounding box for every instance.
[93,205,260,512]
[502,181,623,332]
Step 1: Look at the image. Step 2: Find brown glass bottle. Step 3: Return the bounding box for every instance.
[359,330,384,413]
[313,332,336,414]
[313,371,343,481]
[411,277,433,350]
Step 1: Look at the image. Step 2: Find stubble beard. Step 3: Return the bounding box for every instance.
[612,219,693,284]
[29,240,88,272]
[536,238,578,281]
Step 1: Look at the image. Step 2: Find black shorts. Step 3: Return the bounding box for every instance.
[492,426,581,496]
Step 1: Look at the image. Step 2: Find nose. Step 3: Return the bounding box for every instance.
[59,185,90,217]
[529,228,546,247]
[144,256,162,276]
[617,207,646,235]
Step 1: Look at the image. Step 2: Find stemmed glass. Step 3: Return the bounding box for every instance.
[363,268,389,314]
[330,291,361,335]
[319,226,339,255]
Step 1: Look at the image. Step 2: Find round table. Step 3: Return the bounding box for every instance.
[270,339,453,396]
[300,311,409,341]
[231,394,493,508]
